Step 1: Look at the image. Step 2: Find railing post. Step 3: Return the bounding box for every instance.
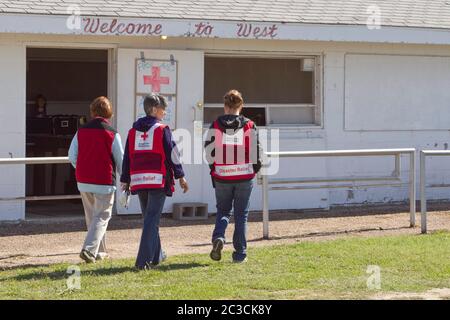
[394,154,401,177]
[409,150,416,227]
[420,151,427,234]
[262,170,269,240]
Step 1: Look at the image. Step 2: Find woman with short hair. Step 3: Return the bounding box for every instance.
[69,96,124,263]
[121,94,188,270]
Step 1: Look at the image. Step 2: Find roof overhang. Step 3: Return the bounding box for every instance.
[1,13,450,45]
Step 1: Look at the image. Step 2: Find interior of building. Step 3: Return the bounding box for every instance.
[25,48,108,218]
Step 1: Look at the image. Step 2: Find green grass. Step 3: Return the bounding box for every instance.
[1,231,450,299]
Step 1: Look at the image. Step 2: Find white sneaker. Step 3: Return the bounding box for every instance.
[80,249,96,264]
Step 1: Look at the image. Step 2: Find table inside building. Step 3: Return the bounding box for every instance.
[26,134,77,196]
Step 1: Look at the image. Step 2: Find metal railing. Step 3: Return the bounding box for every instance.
[0,157,81,201]
[419,150,450,234]
[261,148,416,239]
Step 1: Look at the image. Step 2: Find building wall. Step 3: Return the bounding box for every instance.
[0,39,26,220]
[1,33,450,220]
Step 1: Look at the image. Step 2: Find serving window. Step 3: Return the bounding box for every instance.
[204,55,321,127]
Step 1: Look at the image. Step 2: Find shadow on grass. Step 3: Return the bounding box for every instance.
[187,225,415,247]
[0,262,209,282]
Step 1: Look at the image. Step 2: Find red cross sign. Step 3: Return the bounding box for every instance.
[143,66,170,92]
[141,131,149,141]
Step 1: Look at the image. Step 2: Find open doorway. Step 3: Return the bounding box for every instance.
[25,48,109,219]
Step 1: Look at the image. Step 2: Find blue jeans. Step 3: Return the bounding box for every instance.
[136,189,167,268]
[212,179,254,261]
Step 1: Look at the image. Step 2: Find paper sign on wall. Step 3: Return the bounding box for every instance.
[135,59,178,128]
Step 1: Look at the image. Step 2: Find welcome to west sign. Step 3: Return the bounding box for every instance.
[83,17,279,39]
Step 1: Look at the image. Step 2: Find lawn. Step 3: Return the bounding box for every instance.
[1,231,449,299]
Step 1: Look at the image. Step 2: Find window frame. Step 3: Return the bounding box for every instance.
[203,53,323,130]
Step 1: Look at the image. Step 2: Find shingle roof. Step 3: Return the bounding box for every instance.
[0,0,450,30]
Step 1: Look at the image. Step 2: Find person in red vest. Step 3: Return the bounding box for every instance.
[68,96,124,263]
[204,89,262,263]
[121,93,188,270]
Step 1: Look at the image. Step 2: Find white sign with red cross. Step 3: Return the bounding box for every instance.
[135,59,178,128]
[136,59,177,95]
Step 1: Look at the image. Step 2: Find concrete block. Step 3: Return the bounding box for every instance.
[172,202,208,220]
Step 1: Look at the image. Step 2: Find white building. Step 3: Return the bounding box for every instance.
[1,0,450,221]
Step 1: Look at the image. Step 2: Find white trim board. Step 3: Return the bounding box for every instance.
[3,14,450,45]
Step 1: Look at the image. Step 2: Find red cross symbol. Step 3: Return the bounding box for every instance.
[143,66,170,92]
[141,131,149,141]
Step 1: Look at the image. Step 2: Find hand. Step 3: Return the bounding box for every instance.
[179,177,189,193]
[120,183,130,192]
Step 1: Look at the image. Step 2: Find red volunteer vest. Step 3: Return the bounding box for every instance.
[128,123,168,192]
[76,118,116,186]
[211,120,256,181]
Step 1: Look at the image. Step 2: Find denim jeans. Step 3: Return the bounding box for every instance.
[212,179,254,261]
[136,189,167,268]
